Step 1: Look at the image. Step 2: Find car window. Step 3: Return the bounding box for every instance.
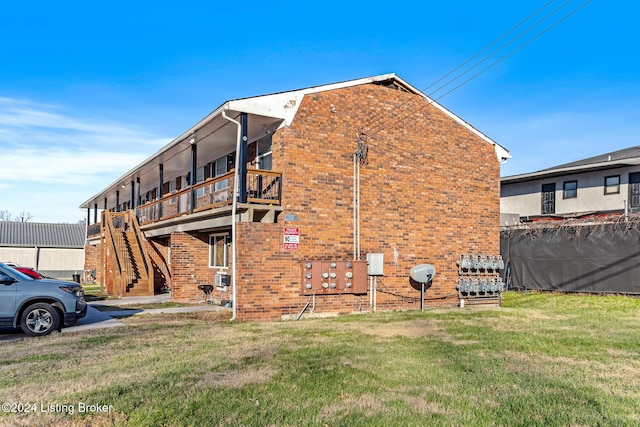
[0,270,16,282]
[0,265,33,281]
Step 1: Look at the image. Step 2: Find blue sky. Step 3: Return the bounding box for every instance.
[1,0,638,223]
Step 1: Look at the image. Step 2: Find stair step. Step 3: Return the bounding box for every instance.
[126,286,153,296]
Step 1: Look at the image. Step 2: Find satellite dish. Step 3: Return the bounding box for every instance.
[410,264,436,311]
[410,264,436,283]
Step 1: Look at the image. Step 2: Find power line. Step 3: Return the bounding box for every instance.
[360,0,592,142]
[358,0,563,135]
[433,0,593,103]
[422,0,559,94]
[426,0,576,100]
[371,0,593,143]
[353,0,593,174]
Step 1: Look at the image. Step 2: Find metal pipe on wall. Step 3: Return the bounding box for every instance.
[353,153,357,260]
[357,159,361,259]
[221,109,242,322]
[353,152,362,260]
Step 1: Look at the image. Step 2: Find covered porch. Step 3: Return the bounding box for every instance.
[81,101,291,299]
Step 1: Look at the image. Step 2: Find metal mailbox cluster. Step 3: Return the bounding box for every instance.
[456,254,505,298]
[301,260,368,295]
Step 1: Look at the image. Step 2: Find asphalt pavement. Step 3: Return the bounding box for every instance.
[0,294,228,341]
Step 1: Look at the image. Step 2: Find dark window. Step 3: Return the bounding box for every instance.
[541,183,556,214]
[630,173,640,209]
[604,175,620,195]
[257,135,273,170]
[563,181,577,199]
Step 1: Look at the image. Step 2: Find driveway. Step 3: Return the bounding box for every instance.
[0,306,124,341]
[1,295,228,341]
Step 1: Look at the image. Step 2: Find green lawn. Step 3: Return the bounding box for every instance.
[1,292,639,426]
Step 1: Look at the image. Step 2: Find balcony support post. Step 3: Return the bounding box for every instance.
[240,113,248,203]
[135,177,140,215]
[190,139,197,214]
[130,180,135,212]
[158,163,164,220]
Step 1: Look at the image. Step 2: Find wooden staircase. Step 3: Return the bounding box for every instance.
[102,210,154,297]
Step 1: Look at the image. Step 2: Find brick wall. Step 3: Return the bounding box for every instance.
[88,81,501,320]
[84,243,98,277]
[83,241,114,295]
[235,223,373,321]
[145,237,170,293]
[83,243,99,287]
[169,231,235,304]
[229,83,500,320]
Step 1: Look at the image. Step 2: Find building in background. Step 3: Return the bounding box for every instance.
[81,73,509,320]
[501,146,640,223]
[0,222,86,280]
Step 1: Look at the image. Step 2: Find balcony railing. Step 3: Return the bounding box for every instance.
[89,169,281,234]
[87,222,101,237]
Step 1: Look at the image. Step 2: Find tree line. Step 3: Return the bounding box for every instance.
[0,210,33,222]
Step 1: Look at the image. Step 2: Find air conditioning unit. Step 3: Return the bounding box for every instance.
[215,273,231,287]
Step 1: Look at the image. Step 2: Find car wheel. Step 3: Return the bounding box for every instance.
[20,303,61,337]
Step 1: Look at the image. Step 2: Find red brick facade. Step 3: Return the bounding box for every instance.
[224,84,500,320]
[86,79,501,321]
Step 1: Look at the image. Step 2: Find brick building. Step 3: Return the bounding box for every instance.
[81,74,510,321]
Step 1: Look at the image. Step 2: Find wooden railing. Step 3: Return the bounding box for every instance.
[103,211,126,296]
[87,222,101,237]
[136,169,281,225]
[87,170,282,237]
[247,170,282,205]
[102,210,154,296]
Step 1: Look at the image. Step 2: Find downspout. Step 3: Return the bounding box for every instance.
[221,109,241,322]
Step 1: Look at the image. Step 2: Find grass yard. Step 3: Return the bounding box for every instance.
[1,291,639,426]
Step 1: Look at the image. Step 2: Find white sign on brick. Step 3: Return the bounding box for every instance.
[283,227,299,250]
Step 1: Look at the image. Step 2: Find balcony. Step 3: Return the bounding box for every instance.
[88,169,282,238]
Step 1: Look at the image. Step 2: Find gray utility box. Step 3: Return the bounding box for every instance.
[366,253,384,276]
